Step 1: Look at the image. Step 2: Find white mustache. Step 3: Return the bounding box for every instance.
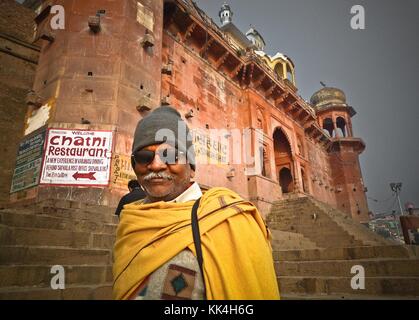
[143,172,174,181]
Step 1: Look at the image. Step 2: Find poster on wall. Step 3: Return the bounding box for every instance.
[40,128,113,186]
[110,153,137,189]
[24,98,55,136]
[192,129,228,166]
[10,129,46,193]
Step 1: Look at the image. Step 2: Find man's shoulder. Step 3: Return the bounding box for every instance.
[204,187,241,198]
[201,187,246,208]
[132,188,146,197]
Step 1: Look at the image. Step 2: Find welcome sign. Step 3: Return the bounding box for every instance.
[40,128,113,186]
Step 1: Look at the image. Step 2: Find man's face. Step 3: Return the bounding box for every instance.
[133,143,195,202]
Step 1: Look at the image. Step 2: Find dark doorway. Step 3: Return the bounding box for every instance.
[279,167,293,193]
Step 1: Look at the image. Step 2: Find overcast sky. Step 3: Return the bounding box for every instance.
[195,0,419,214]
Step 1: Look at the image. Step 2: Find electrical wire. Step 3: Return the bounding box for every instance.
[368,194,395,203]
[375,195,397,216]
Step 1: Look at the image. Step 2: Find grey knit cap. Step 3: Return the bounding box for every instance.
[131,106,196,170]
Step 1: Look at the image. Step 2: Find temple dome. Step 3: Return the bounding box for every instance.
[310,87,346,108]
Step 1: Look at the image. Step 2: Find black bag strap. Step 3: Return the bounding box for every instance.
[191,197,206,299]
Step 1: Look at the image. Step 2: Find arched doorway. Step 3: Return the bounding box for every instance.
[336,117,347,137]
[273,128,294,194]
[322,118,334,137]
[279,167,293,193]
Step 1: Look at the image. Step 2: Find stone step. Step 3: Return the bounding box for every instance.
[0,211,67,229]
[269,224,344,234]
[0,225,89,248]
[0,265,112,287]
[290,220,348,229]
[273,245,418,262]
[0,283,113,300]
[0,211,118,234]
[1,206,119,225]
[272,240,317,250]
[269,209,316,216]
[271,230,318,250]
[6,199,116,216]
[271,229,315,241]
[301,234,359,244]
[273,197,310,205]
[278,276,419,296]
[269,220,340,229]
[269,207,311,214]
[282,228,356,239]
[0,225,115,249]
[275,259,419,277]
[44,206,119,224]
[286,233,360,248]
[269,213,343,223]
[0,245,112,265]
[92,233,116,249]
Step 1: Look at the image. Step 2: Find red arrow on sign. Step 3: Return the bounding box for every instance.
[72,172,96,180]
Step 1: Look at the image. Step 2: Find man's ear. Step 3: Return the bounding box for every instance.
[190,169,195,179]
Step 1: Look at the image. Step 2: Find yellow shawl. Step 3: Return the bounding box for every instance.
[113,187,280,300]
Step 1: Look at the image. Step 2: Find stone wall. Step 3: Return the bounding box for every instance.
[0,0,39,206]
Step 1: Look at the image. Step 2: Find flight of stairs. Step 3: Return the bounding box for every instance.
[267,196,392,248]
[276,245,419,299]
[309,196,395,246]
[267,196,419,299]
[0,199,117,299]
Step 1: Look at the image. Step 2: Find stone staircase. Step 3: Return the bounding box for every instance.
[0,199,117,299]
[267,196,392,248]
[309,196,394,246]
[270,229,317,250]
[268,196,419,299]
[275,245,419,299]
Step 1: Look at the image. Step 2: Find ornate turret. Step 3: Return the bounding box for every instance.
[255,51,296,86]
[219,3,233,26]
[310,86,357,138]
[246,27,265,51]
[311,86,369,222]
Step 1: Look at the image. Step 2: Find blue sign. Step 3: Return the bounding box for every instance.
[10,130,46,193]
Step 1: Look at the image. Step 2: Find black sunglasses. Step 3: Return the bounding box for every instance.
[132,147,186,166]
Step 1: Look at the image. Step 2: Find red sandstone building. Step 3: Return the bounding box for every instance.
[5,0,369,222]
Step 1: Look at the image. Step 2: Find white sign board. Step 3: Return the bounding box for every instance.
[40,128,113,186]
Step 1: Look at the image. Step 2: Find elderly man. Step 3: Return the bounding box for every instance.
[113,106,279,300]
